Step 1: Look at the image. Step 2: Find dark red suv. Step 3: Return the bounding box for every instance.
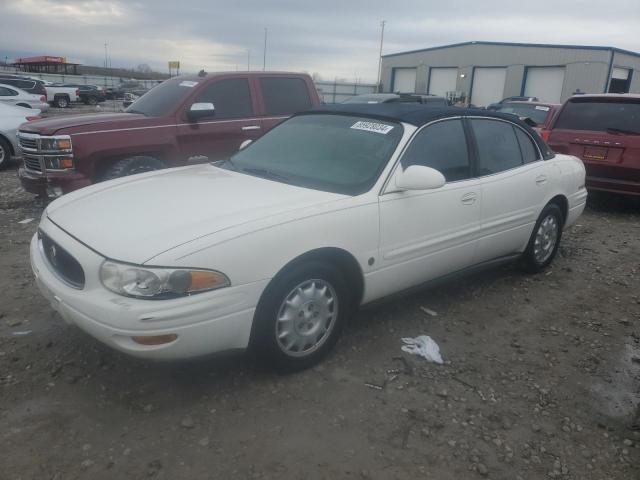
[548,94,640,196]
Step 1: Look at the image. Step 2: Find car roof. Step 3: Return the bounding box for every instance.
[567,93,640,100]
[502,101,561,107]
[302,103,555,159]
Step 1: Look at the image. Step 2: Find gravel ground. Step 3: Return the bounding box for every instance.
[1,162,639,480]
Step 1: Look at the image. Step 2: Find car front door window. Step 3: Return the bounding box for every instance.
[195,78,253,118]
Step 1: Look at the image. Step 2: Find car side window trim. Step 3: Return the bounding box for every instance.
[465,116,544,179]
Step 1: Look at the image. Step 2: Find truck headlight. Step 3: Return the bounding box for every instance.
[39,135,72,152]
[100,260,230,299]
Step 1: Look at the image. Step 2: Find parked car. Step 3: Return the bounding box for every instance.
[0,83,49,111]
[18,72,320,197]
[41,82,80,108]
[487,96,539,110]
[0,103,41,168]
[60,84,106,105]
[30,104,586,369]
[489,101,560,139]
[0,75,48,97]
[547,94,640,196]
[344,93,448,106]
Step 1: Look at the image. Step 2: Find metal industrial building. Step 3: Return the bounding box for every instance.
[381,41,640,107]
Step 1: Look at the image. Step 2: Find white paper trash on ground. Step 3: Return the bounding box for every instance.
[401,335,444,364]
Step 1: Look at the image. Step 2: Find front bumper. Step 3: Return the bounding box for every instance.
[19,166,92,197]
[30,218,267,360]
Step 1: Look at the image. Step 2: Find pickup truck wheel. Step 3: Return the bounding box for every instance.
[521,203,563,273]
[86,97,98,105]
[0,137,11,169]
[54,96,69,108]
[251,261,352,372]
[103,156,166,180]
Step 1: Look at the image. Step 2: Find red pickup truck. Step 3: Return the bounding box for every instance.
[18,72,320,197]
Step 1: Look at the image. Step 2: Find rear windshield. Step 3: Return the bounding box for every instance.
[554,98,640,132]
[495,103,551,125]
[125,77,198,116]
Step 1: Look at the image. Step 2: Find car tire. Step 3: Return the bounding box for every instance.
[251,261,352,372]
[103,156,166,180]
[87,97,98,105]
[0,136,11,169]
[54,96,69,108]
[521,203,564,273]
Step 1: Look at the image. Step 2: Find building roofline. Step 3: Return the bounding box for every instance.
[382,41,640,59]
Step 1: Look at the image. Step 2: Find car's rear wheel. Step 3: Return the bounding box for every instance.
[87,96,98,105]
[54,96,69,108]
[252,261,351,371]
[103,156,166,180]
[522,203,563,273]
[0,137,11,169]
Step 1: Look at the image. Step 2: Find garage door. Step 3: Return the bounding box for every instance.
[428,68,458,97]
[392,68,417,93]
[471,68,506,107]
[524,67,565,103]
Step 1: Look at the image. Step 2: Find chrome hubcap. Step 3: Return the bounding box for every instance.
[276,279,338,357]
[533,214,558,263]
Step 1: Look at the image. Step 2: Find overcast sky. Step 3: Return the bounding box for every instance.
[3,0,640,82]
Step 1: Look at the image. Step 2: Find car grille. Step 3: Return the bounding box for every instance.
[40,231,85,289]
[23,154,42,172]
[18,136,38,151]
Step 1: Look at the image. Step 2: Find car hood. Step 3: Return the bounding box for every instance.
[18,112,147,136]
[46,164,346,264]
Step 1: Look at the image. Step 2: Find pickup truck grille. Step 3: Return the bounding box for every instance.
[19,136,38,151]
[23,155,42,172]
[40,231,85,289]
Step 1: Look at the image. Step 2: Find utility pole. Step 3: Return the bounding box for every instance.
[376,20,386,93]
[247,49,250,71]
[263,28,268,71]
[104,41,108,69]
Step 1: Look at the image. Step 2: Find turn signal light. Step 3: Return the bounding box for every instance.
[131,334,178,346]
[60,158,74,169]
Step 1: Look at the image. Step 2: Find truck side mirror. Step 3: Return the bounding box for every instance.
[188,102,215,120]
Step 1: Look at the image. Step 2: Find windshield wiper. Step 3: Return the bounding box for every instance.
[212,157,237,170]
[241,167,291,183]
[606,127,640,136]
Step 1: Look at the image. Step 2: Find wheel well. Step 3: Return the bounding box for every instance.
[16,103,30,109]
[269,248,365,306]
[548,195,568,225]
[0,133,15,156]
[93,153,164,181]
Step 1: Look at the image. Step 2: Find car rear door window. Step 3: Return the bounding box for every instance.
[554,99,640,132]
[514,127,540,164]
[260,77,312,115]
[471,119,523,175]
[401,119,471,182]
[196,78,253,118]
[0,87,17,96]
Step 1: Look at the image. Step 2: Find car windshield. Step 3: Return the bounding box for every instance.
[223,114,404,195]
[554,98,640,132]
[124,77,199,116]
[495,103,551,124]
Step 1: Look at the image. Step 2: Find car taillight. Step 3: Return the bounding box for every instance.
[26,116,41,121]
[39,95,46,102]
[541,129,551,142]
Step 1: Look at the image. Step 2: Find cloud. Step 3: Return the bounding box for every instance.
[2,0,640,81]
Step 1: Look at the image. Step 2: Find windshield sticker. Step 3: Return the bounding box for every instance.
[179,81,199,88]
[535,105,550,111]
[351,121,394,134]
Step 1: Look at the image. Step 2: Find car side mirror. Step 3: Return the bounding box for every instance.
[239,139,252,150]
[188,102,215,120]
[395,165,446,191]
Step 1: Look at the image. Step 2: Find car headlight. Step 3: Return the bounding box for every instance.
[39,136,72,152]
[100,260,230,299]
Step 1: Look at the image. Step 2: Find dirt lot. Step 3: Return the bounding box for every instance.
[1,161,639,480]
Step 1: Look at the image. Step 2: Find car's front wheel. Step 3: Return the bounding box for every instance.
[0,136,11,169]
[252,261,351,371]
[522,203,563,273]
[103,156,166,180]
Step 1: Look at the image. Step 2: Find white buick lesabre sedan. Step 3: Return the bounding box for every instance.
[31,104,587,370]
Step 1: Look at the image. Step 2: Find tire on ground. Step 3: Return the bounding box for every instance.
[521,202,564,273]
[251,260,354,372]
[0,136,12,169]
[54,95,70,108]
[102,156,166,180]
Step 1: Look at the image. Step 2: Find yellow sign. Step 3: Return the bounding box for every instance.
[168,61,180,69]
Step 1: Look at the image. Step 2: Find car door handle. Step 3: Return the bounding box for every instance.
[241,125,261,131]
[461,192,477,205]
[536,175,548,185]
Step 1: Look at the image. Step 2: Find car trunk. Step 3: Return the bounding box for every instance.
[548,97,640,187]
